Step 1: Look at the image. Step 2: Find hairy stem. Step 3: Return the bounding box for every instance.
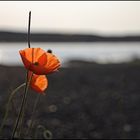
[0,83,25,136]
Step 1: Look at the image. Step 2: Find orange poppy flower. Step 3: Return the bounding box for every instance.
[28,71,48,94]
[19,48,60,75]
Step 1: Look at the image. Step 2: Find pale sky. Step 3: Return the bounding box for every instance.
[0,1,140,35]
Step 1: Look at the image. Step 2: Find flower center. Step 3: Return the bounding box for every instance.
[34,62,39,65]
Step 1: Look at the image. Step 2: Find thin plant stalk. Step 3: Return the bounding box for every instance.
[0,83,26,136]
[18,75,34,137]
[18,11,34,137]
[11,11,32,139]
[19,45,34,137]
[11,72,33,138]
[16,10,32,137]
[28,11,31,48]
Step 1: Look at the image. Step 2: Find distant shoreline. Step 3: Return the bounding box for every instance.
[0,31,140,42]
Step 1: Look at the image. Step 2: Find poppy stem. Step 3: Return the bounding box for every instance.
[16,73,34,138]
[11,72,33,139]
[11,11,32,138]
[28,11,31,48]
[0,83,26,137]
[17,11,33,138]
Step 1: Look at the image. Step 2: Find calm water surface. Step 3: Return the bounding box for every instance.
[0,42,140,66]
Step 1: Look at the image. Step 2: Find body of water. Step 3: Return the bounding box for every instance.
[0,42,140,66]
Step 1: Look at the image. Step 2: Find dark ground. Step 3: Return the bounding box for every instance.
[0,60,140,139]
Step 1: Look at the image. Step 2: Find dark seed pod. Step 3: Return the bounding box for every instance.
[47,49,52,53]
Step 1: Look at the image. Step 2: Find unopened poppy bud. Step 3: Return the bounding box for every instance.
[47,49,52,53]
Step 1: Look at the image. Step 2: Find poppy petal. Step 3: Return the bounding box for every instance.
[45,53,59,66]
[38,53,48,66]
[20,48,46,63]
[19,50,32,69]
[45,63,60,74]
[20,48,60,75]
[29,72,48,94]
[44,53,61,73]
[32,48,46,63]
[30,65,48,75]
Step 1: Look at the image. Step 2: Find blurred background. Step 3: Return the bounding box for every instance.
[0,1,140,139]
